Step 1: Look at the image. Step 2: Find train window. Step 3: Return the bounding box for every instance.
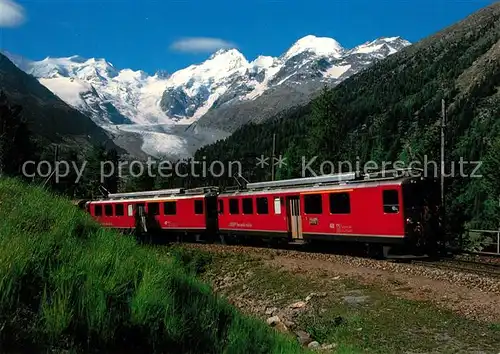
[229,199,239,214]
[194,200,204,214]
[304,194,323,214]
[148,203,160,215]
[383,190,399,213]
[127,204,134,216]
[94,204,102,216]
[164,201,176,215]
[115,204,124,216]
[218,200,224,214]
[329,193,351,214]
[273,197,281,214]
[104,204,113,216]
[242,198,253,214]
[256,197,269,214]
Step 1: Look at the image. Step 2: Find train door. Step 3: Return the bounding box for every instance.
[134,203,147,233]
[205,194,218,236]
[402,178,442,252]
[286,196,303,239]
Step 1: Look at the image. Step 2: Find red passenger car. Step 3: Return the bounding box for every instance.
[218,171,440,255]
[86,188,218,239]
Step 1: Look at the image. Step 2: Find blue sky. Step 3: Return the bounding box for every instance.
[0,0,496,74]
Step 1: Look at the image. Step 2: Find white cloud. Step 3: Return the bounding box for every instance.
[170,37,236,53]
[0,0,25,27]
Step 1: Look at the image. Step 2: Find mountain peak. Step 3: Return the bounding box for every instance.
[204,48,248,71]
[348,36,411,55]
[209,48,244,60]
[380,36,402,42]
[154,69,169,79]
[283,35,344,60]
[1,51,33,72]
[68,55,87,63]
[251,55,276,69]
[85,57,113,65]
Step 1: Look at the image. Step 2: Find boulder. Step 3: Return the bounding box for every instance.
[266,316,280,326]
[290,301,307,309]
[308,341,320,349]
[265,307,278,315]
[295,330,312,345]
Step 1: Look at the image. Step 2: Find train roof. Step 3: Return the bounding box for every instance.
[88,194,208,204]
[90,186,219,203]
[219,169,423,197]
[88,169,425,203]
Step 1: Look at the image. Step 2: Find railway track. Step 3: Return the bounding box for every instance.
[409,258,500,278]
[170,239,500,294]
[167,235,500,279]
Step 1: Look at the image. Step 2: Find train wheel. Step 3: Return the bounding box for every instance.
[203,233,215,244]
[367,244,386,259]
[425,240,440,260]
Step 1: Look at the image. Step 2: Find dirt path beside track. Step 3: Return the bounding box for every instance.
[184,243,500,323]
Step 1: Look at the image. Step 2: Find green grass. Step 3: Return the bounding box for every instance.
[176,248,500,354]
[0,178,305,353]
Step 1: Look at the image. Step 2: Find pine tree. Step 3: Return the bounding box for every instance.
[276,140,306,179]
[78,145,121,198]
[0,91,37,177]
[477,137,500,228]
[307,85,343,164]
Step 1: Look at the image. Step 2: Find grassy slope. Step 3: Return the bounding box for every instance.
[0,178,304,353]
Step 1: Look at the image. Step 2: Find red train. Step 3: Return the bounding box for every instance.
[84,169,442,257]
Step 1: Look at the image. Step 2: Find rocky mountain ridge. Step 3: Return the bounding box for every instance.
[3,35,410,158]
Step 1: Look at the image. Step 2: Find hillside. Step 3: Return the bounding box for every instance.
[193,2,500,235]
[0,54,116,149]
[0,178,304,353]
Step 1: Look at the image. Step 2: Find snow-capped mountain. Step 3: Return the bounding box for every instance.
[3,53,172,125]
[163,36,410,122]
[3,35,410,158]
[193,35,411,132]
